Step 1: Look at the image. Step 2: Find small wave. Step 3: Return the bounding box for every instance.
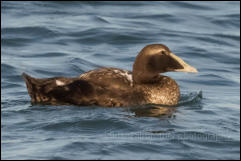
[2,26,59,42]
[169,1,214,10]
[40,117,133,133]
[128,13,173,19]
[1,64,23,82]
[210,18,240,28]
[195,36,234,47]
[212,33,240,41]
[128,14,184,23]
[66,27,152,45]
[20,52,68,58]
[33,69,68,77]
[95,16,110,24]
[1,63,17,73]
[1,99,30,111]
[178,91,203,106]
[1,37,34,47]
[69,57,101,73]
[1,82,21,89]
[80,1,148,6]
[108,34,150,45]
[66,28,103,37]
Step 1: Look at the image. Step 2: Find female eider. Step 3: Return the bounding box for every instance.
[22,44,197,107]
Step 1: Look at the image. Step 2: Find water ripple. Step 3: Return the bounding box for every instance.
[20,52,68,58]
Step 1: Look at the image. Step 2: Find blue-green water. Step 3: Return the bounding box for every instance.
[1,1,240,160]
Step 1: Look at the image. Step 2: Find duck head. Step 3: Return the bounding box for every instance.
[133,44,198,84]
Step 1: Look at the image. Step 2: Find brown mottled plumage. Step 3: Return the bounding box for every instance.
[22,44,197,107]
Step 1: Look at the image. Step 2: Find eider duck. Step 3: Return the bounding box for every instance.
[22,44,197,107]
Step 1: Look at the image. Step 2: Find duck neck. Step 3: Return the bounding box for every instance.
[132,48,160,84]
[132,64,159,84]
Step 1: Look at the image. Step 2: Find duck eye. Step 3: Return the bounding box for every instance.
[161,51,166,55]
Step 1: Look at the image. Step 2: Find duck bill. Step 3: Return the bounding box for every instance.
[169,52,198,73]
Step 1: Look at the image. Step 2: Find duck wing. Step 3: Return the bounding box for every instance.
[79,67,133,90]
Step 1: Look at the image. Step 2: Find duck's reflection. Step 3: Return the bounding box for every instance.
[126,105,176,118]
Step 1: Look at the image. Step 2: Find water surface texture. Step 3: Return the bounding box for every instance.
[1,1,240,160]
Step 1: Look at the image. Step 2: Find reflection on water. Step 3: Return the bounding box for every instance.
[129,105,177,118]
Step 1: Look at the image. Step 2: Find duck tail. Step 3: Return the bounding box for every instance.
[22,73,43,103]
